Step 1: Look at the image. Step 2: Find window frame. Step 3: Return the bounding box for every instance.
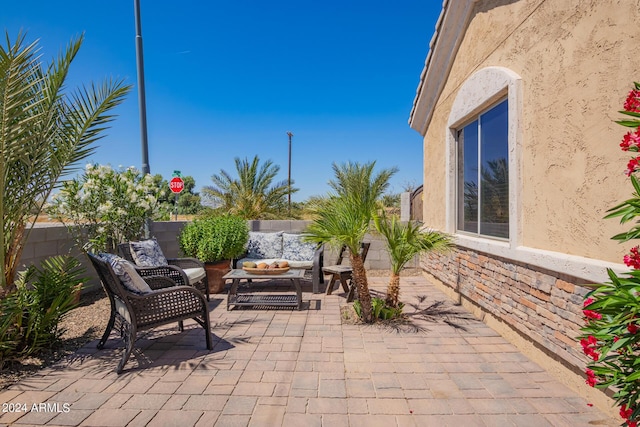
[446,67,522,249]
[456,97,510,240]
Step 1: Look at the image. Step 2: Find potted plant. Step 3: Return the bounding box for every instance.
[179,214,249,293]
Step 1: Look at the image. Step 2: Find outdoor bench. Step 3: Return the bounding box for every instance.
[233,231,324,293]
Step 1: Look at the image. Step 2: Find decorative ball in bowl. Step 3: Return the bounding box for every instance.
[242,261,290,275]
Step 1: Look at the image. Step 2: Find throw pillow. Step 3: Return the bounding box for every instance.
[246,231,283,259]
[99,253,153,294]
[129,238,168,267]
[282,233,317,261]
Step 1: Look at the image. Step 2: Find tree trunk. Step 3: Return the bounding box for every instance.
[350,252,372,323]
[385,273,401,308]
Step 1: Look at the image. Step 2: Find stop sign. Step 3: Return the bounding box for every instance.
[169,176,184,193]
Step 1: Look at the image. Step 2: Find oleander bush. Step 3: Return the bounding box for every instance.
[579,82,640,427]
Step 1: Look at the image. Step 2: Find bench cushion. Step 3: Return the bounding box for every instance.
[282,233,317,262]
[247,231,283,259]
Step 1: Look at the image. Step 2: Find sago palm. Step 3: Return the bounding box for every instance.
[373,211,453,308]
[0,32,130,291]
[203,156,297,219]
[305,161,396,323]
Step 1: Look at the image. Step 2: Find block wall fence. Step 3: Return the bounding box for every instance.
[19,220,415,292]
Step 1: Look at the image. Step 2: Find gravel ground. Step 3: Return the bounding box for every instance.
[0,289,110,390]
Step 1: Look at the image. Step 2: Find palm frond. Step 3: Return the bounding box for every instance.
[0,32,131,288]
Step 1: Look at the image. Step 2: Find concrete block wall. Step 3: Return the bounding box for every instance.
[19,224,96,291]
[19,220,420,292]
[422,247,590,371]
[149,221,188,258]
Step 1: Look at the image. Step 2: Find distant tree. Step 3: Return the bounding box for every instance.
[401,180,419,193]
[202,156,297,219]
[153,174,203,217]
[381,193,401,214]
[175,176,203,215]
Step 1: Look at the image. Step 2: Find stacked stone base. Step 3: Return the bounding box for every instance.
[421,247,597,372]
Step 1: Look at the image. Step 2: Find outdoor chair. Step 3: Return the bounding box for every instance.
[118,239,210,301]
[88,252,212,373]
[322,242,370,302]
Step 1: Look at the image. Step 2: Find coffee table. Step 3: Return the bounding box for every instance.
[224,269,304,310]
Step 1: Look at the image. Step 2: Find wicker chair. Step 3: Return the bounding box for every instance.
[88,253,212,373]
[118,242,210,301]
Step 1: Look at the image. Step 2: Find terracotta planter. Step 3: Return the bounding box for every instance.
[204,260,231,294]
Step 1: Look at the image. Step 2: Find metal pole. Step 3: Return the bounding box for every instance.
[134,0,151,237]
[286,131,293,215]
[174,193,178,221]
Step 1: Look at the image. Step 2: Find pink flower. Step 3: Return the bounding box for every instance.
[624,247,640,269]
[580,336,599,360]
[628,421,637,427]
[621,129,640,152]
[628,323,639,334]
[621,404,634,419]
[583,310,602,320]
[585,368,597,387]
[583,297,595,307]
[580,335,597,349]
[626,157,640,177]
[624,89,640,112]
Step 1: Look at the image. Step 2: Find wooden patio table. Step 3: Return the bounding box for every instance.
[224,269,304,310]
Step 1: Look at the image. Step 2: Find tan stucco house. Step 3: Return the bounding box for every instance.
[409,0,640,406]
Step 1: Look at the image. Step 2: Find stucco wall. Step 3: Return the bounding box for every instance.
[422,0,640,264]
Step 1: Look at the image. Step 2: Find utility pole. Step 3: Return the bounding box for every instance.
[134,0,151,238]
[287,131,293,215]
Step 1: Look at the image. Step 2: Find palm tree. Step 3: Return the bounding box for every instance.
[305,161,397,323]
[373,211,453,308]
[203,156,297,219]
[0,32,130,291]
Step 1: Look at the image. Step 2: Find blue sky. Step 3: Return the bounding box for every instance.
[4,1,441,201]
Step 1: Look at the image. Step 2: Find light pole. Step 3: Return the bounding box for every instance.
[286,131,293,215]
[134,0,151,237]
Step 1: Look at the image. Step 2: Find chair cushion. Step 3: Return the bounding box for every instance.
[99,253,153,294]
[282,233,317,262]
[183,267,206,284]
[129,238,168,267]
[246,231,283,259]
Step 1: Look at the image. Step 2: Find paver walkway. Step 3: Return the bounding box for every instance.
[0,276,619,426]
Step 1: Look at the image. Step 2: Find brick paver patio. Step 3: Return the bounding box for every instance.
[0,276,619,426]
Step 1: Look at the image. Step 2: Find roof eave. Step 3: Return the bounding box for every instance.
[408,0,479,136]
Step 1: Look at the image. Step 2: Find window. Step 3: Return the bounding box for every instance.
[457,99,509,239]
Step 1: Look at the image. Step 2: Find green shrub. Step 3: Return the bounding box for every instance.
[0,255,86,368]
[353,297,404,321]
[179,214,249,262]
